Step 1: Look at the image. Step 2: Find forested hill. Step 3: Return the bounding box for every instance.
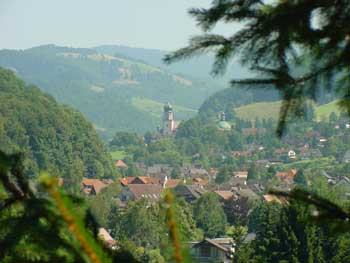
[0,45,227,138]
[0,68,115,185]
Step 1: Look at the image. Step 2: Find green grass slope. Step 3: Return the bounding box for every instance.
[236,100,342,121]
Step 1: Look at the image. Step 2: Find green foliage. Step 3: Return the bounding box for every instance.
[193,192,227,238]
[215,165,232,184]
[0,151,114,263]
[0,68,116,185]
[89,183,121,227]
[109,196,199,261]
[165,0,350,136]
[247,165,259,181]
[109,132,144,148]
[294,169,308,186]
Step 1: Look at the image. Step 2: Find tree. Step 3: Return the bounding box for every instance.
[193,193,227,238]
[110,132,143,148]
[215,165,231,184]
[247,165,259,181]
[294,169,308,186]
[165,1,350,136]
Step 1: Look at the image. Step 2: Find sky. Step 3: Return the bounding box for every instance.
[0,0,237,51]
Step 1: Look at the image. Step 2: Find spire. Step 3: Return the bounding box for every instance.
[220,111,226,121]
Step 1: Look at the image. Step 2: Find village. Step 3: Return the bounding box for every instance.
[57,104,350,262]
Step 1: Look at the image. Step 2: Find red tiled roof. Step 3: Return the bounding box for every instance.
[82,178,108,194]
[214,191,234,200]
[127,184,163,200]
[193,178,209,186]
[137,176,160,184]
[276,169,298,180]
[263,194,284,204]
[165,179,181,188]
[119,177,136,186]
[233,171,248,178]
[115,160,128,168]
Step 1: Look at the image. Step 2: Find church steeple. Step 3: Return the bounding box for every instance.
[162,102,175,135]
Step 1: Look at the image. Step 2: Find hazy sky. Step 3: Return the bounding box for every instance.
[0,0,236,51]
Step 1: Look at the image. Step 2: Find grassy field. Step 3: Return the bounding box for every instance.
[314,100,341,120]
[236,101,281,120]
[281,157,336,170]
[109,150,131,160]
[131,97,197,120]
[236,100,342,121]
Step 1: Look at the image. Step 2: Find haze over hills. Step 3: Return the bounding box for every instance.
[94,45,251,81]
[0,44,232,138]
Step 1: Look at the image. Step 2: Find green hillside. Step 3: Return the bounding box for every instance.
[235,100,342,121]
[236,101,281,120]
[0,68,115,181]
[315,100,342,120]
[0,45,225,137]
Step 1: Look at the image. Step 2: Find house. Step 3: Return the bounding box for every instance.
[275,169,298,182]
[98,228,118,250]
[119,177,136,187]
[263,194,287,204]
[214,191,234,202]
[119,184,163,203]
[115,159,128,169]
[215,177,247,191]
[322,171,336,185]
[190,238,232,263]
[164,178,182,188]
[132,176,160,184]
[173,185,206,203]
[333,176,350,200]
[343,150,350,163]
[189,167,209,178]
[82,178,110,195]
[193,177,209,187]
[288,150,297,159]
[233,171,248,179]
[231,187,260,201]
[231,151,250,158]
[119,176,160,186]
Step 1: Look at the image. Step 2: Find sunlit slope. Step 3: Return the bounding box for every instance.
[236,100,342,121]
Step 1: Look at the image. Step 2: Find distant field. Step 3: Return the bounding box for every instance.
[236,100,342,121]
[109,150,131,160]
[236,101,281,120]
[131,97,197,119]
[314,100,341,120]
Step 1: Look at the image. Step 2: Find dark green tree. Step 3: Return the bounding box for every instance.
[193,192,227,238]
[294,169,308,186]
[215,165,232,184]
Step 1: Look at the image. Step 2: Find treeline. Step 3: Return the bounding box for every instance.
[0,68,116,187]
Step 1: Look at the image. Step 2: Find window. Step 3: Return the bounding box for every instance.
[199,245,211,258]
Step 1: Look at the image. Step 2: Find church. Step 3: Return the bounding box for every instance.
[160,102,179,136]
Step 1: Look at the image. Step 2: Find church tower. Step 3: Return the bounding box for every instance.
[162,102,175,136]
